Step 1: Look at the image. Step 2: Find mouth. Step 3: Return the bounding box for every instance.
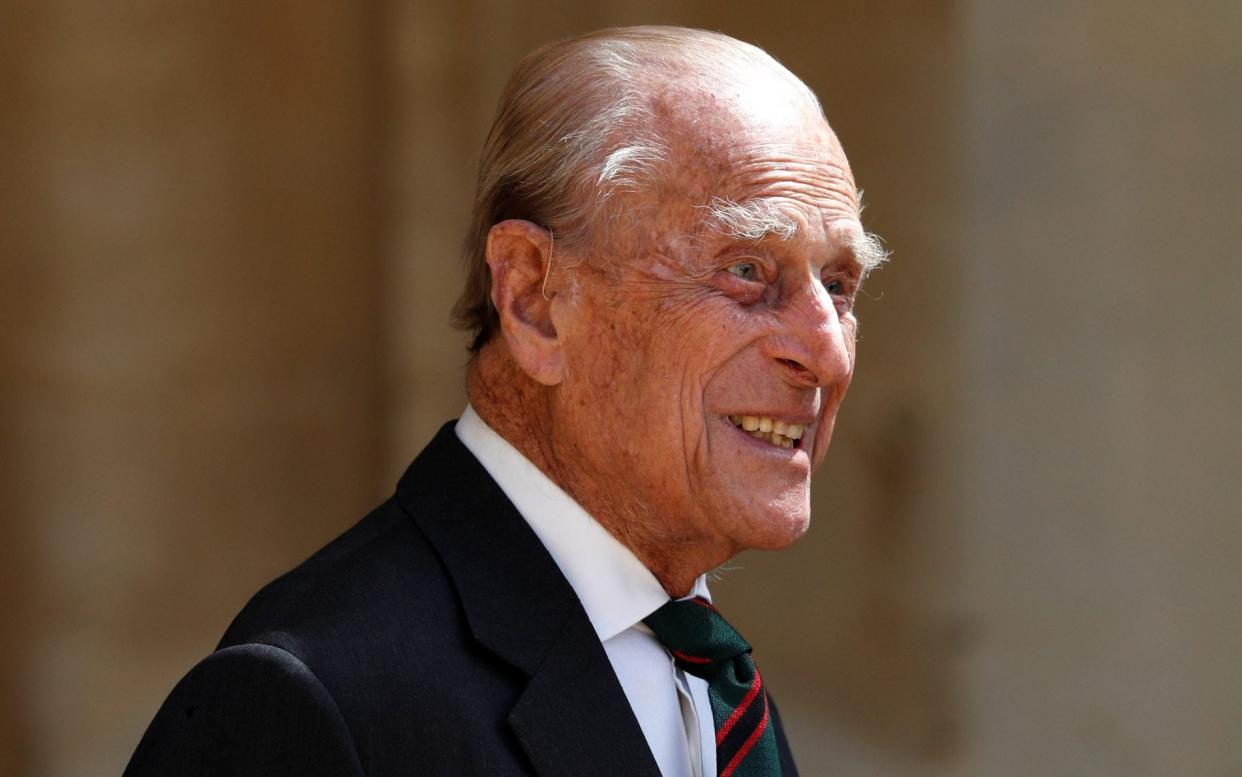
[726,414,806,450]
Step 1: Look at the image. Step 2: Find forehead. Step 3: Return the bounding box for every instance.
[647,72,862,243]
[654,142,865,277]
[708,143,861,239]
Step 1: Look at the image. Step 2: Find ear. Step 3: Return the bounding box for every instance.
[485,219,565,385]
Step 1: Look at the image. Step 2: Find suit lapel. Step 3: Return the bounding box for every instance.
[507,610,665,777]
[398,423,662,777]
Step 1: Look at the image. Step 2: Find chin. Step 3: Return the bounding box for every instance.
[753,512,811,550]
[727,491,812,552]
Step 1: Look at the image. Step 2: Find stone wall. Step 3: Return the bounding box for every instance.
[4,4,385,775]
[959,2,1242,774]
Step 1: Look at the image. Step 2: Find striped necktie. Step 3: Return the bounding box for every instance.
[644,597,781,777]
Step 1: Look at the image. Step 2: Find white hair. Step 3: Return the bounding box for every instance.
[703,196,799,241]
[704,196,890,275]
[851,231,891,275]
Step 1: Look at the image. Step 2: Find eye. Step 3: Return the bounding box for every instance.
[821,276,858,314]
[726,262,759,282]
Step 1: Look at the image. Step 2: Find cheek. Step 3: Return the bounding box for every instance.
[659,295,767,376]
[564,313,681,448]
[564,297,641,384]
[842,315,859,362]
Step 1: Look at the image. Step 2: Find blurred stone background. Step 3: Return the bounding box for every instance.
[3,1,1239,776]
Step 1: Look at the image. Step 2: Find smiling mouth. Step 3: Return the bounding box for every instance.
[727,415,806,449]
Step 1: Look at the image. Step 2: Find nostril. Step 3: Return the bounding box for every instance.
[777,357,819,386]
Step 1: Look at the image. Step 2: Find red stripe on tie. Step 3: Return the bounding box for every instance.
[689,597,719,613]
[672,650,713,664]
[716,667,764,744]
[719,696,770,777]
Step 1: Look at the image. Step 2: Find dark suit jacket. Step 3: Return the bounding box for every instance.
[125,422,799,776]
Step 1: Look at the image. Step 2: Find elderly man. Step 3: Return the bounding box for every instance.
[126,25,885,777]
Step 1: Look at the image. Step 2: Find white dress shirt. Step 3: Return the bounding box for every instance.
[456,406,716,777]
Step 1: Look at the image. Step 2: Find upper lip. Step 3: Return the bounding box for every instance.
[722,411,816,426]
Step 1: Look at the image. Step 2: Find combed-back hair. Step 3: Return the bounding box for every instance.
[452,26,809,352]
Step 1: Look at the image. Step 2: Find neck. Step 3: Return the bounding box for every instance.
[466,340,730,598]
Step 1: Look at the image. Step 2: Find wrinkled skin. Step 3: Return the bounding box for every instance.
[469,65,868,596]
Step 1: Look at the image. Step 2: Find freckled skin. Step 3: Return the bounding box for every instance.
[469,64,869,596]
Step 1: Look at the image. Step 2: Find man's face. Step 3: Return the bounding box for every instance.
[548,75,867,562]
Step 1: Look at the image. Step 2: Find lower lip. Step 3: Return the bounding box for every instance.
[719,417,811,462]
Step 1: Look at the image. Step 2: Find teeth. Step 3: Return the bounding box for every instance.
[728,414,806,450]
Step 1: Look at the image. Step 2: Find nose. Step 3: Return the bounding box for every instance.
[763,278,853,389]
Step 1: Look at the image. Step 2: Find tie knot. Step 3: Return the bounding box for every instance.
[643,597,752,679]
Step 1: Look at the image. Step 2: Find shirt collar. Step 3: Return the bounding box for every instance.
[455,405,709,642]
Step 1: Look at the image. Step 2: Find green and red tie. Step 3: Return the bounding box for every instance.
[644,597,781,777]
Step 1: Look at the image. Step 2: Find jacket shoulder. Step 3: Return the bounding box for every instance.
[220,496,462,662]
[134,425,543,775]
[124,643,364,777]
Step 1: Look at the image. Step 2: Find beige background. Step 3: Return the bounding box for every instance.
[4,2,1239,776]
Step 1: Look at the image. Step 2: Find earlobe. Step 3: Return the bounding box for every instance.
[485,220,565,386]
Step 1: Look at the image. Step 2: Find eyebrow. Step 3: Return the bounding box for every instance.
[850,230,890,275]
[700,195,889,276]
[700,196,798,241]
